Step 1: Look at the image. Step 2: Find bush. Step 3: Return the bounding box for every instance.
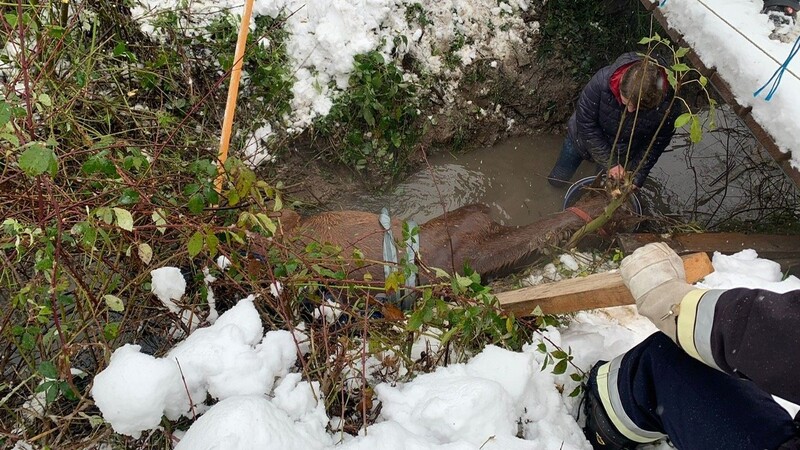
[318,48,422,185]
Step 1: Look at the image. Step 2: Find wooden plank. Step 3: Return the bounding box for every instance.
[496,253,713,317]
[618,233,800,259]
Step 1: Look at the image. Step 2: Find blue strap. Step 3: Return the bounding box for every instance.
[754,33,800,101]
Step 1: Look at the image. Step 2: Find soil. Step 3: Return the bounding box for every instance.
[271,47,582,210]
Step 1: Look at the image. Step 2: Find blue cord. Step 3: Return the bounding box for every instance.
[659,0,667,6]
[754,33,800,101]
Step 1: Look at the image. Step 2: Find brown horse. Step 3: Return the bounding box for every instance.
[266,191,623,284]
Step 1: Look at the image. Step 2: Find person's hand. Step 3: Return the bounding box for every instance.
[620,243,696,341]
[607,164,626,180]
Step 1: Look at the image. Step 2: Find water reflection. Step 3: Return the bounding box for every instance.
[335,106,798,229]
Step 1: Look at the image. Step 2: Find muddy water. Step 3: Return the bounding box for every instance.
[336,135,598,226]
[336,106,797,228]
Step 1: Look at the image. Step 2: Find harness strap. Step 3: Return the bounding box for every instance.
[380,208,397,282]
[566,206,610,237]
[566,206,593,224]
[380,209,419,308]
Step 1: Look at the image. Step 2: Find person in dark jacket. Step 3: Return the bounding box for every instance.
[548,53,680,188]
[582,242,800,449]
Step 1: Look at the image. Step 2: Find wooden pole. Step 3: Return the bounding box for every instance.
[215,0,256,193]
[495,252,714,317]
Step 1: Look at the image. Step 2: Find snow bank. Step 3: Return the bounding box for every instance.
[91,297,302,438]
[174,395,328,450]
[94,249,796,448]
[130,0,536,133]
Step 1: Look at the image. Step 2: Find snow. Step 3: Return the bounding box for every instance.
[126,0,534,160]
[93,248,797,448]
[91,297,304,439]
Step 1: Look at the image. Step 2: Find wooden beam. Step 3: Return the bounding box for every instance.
[639,0,800,189]
[495,253,713,317]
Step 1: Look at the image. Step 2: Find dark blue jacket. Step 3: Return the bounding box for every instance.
[566,52,681,186]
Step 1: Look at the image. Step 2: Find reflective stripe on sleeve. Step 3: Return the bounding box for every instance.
[596,358,667,443]
[677,289,723,370]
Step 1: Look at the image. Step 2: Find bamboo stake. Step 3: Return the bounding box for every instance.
[215,0,256,193]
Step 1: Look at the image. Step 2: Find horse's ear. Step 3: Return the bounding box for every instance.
[276,209,301,235]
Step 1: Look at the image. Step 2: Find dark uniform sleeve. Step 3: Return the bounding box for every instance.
[676,288,800,405]
[574,69,617,168]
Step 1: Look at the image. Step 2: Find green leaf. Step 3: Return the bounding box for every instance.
[674,112,692,129]
[81,152,117,177]
[44,382,58,404]
[690,116,703,143]
[666,70,677,90]
[152,209,167,233]
[103,322,120,340]
[552,359,568,375]
[96,207,113,225]
[675,47,690,58]
[362,107,375,127]
[38,361,58,379]
[118,189,140,205]
[637,37,652,44]
[0,133,19,146]
[187,193,205,214]
[699,75,708,87]
[0,102,10,127]
[568,385,583,397]
[455,274,473,288]
[5,13,17,27]
[671,63,690,72]
[227,189,240,206]
[255,213,277,235]
[137,243,153,265]
[570,373,583,382]
[206,233,219,257]
[407,310,424,331]
[187,231,204,257]
[432,267,450,279]
[60,381,78,401]
[113,208,134,232]
[551,350,568,359]
[103,294,125,312]
[19,144,58,177]
[38,93,52,107]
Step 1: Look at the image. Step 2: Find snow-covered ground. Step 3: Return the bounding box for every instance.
[87,249,800,449]
[129,0,535,167]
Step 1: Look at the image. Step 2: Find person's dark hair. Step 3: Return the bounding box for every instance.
[620,60,666,110]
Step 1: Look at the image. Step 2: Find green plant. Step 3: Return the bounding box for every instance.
[538,0,654,80]
[319,49,422,183]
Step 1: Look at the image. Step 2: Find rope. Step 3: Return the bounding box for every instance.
[669,0,800,90]
[754,33,800,100]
